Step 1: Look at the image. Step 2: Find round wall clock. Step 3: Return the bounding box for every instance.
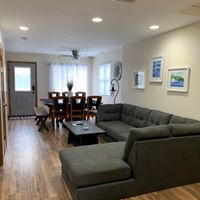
[113,61,122,80]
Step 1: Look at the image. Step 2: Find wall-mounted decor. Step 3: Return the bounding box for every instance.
[113,61,122,80]
[167,67,190,92]
[133,71,145,89]
[110,78,120,104]
[150,56,164,82]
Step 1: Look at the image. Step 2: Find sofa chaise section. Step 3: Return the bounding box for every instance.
[59,123,200,200]
[59,142,135,200]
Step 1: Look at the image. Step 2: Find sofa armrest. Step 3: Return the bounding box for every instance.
[96,104,122,122]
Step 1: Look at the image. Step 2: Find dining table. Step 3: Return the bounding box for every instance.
[40,98,53,107]
[40,98,95,107]
[40,97,101,122]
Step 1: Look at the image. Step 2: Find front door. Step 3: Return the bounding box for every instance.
[8,61,37,116]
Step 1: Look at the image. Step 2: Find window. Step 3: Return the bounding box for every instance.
[49,63,88,93]
[14,67,31,91]
[98,63,111,95]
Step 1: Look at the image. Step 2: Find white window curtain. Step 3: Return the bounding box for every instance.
[49,63,88,93]
[98,63,111,96]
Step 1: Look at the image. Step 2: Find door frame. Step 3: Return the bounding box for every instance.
[7,61,38,116]
[0,44,8,166]
[0,45,4,165]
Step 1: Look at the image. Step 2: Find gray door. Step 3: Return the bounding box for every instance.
[8,62,37,116]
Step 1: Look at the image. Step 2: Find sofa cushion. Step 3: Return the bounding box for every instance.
[170,123,200,137]
[131,107,151,128]
[169,115,199,124]
[97,121,132,141]
[147,110,172,126]
[97,104,122,122]
[59,142,131,187]
[123,125,171,161]
[121,104,137,125]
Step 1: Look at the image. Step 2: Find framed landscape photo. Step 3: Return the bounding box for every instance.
[150,56,164,82]
[167,67,190,92]
[133,71,145,89]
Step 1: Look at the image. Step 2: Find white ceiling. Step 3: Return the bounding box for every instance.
[0,0,200,57]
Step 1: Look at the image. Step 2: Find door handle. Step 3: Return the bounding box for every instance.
[32,85,35,91]
[3,103,8,107]
[32,85,35,94]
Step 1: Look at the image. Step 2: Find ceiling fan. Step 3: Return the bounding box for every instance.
[71,50,79,60]
[59,49,79,60]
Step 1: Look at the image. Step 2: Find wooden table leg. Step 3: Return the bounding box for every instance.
[38,116,49,131]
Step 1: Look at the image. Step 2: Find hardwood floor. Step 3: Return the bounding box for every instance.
[0,119,200,200]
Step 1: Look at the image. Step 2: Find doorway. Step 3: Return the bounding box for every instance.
[8,61,37,116]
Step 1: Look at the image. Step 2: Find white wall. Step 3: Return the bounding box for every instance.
[0,31,2,44]
[5,52,93,107]
[93,48,123,104]
[122,22,200,120]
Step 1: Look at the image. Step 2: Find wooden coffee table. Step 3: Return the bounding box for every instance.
[63,120,106,145]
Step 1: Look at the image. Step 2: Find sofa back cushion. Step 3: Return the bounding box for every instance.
[121,104,137,125]
[96,104,122,122]
[147,110,172,126]
[123,125,170,162]
[131,107,151,128]
[169,115,199,124]
[170,123,200,137]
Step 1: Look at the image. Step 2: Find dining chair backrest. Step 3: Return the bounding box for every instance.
[70,96,86,121]
[51,96,69,129]
[48,92,60,98]
[61,92,68,97]
[48,92,60,120]
[86,96,102,121]
[75,92,86,97]
[87,96,102,110]
[52,97,68,113]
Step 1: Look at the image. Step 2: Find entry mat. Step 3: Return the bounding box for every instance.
[9,115,35,120]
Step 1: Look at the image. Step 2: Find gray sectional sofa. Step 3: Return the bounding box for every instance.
[59,103,200,200]
[96,103,198,141]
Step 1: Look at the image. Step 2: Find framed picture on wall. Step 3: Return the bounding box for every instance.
[133,71,145,89]
[150,56,164,82]
[167,67,190,92]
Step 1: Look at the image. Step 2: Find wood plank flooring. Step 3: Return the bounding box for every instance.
[0,119,200,200]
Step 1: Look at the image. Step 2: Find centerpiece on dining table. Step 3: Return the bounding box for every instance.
[67,80,74,97]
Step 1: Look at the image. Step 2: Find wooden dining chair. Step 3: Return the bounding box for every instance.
[75,92,86,97]
[61,92,68,97]
[51,96,69,129]
[70,96,86,121]
[86,96,102,121]
[48,92,60,118]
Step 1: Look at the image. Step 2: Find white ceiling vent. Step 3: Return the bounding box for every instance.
[114,0,136,3]
[178,2,200,16]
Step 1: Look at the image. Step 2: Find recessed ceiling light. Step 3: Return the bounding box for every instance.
[149,25,159,30]
[92,17,103,23]
[19,26,29,31]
